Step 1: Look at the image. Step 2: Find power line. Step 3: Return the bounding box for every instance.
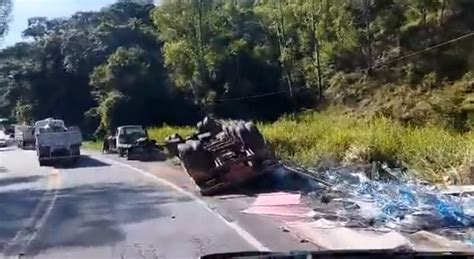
[213,31,474,103]
[213,90,287,102]
[375,31,474,68]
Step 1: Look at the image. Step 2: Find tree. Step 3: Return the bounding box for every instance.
[117,0,155,5]
[0,2,184,132]
[0,0,12,43]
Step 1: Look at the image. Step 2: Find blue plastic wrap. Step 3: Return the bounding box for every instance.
[308,166,474,233]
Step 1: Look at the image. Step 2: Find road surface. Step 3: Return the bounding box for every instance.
[0,148,316,258]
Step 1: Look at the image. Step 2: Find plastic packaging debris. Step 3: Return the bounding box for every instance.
[253,192,301,206]
[242,192,314,218]
[285,220,474,251]
[242,206,315,218]
[286,220,410,250]
[290,165,474,244]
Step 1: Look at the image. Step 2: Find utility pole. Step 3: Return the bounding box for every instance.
[439,0,447,26]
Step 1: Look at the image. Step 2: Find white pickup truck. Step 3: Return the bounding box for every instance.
[35,118,82,166]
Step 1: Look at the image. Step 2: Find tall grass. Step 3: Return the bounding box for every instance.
[147,125,194,143]
[144,110,474,183]
[82,141,103,151]
[260,110,474,182]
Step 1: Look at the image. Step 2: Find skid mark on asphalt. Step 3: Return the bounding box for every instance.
[97,156,270,252]
[2,169,61,256]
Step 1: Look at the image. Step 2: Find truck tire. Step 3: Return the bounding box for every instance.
[39,160,52,167]
[197,117,220,134]
[200,182,230,196]
[119,148,126,157]
[178,140,213,174]
[165,134,184,157]
[239,122,266,154]
[247,123,268,170]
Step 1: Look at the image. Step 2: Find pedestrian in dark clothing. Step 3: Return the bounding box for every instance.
[102,138,109,153]
[102,131,112,153]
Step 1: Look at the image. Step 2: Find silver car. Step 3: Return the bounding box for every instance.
[0,137,6,147]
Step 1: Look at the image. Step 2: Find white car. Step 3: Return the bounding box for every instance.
[0,130,8,147]
[0,136,6,147]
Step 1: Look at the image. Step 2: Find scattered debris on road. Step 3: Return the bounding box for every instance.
[240,164,474,250]
[242,192,315,218]
[163,116,474,249]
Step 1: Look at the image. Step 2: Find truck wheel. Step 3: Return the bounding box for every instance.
[200,182,229,196]
[39,160,51,167]
[119,148,125,157]
[178,140,213,175]
[238,122,266,155]
[126,148,133,160]
[71,157,79,164]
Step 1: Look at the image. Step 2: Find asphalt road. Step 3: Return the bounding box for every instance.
[0,148,316,258]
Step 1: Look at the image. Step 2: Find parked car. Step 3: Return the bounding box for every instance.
[0,132,6,148]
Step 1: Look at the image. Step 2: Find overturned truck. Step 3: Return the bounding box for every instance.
[167,117,275,196]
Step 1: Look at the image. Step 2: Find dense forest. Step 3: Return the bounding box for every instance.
[0,0,473,136]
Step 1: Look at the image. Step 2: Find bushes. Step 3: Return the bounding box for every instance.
[147,125,194,142]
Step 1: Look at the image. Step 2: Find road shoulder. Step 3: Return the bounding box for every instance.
[85,151,318,252]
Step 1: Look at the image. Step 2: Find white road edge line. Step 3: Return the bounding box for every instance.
[97,156,270,251]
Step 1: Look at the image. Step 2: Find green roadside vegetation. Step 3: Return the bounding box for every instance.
[145,108,474,184]
[82,141,103,151]
[260,109,474,184]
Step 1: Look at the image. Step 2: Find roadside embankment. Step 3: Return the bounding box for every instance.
[83,108,474,184]
[142,109,474,184]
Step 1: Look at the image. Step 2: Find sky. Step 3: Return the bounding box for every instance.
[3,0,121,47]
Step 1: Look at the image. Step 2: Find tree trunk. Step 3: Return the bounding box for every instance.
[363,0,373,72]
[197,0,205,82]
[316,39,323,100]
[439,0,447,26]
[309,2,323,100]
[277,0,294,102]
[196,0,206,107]
[323,0,330,38]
